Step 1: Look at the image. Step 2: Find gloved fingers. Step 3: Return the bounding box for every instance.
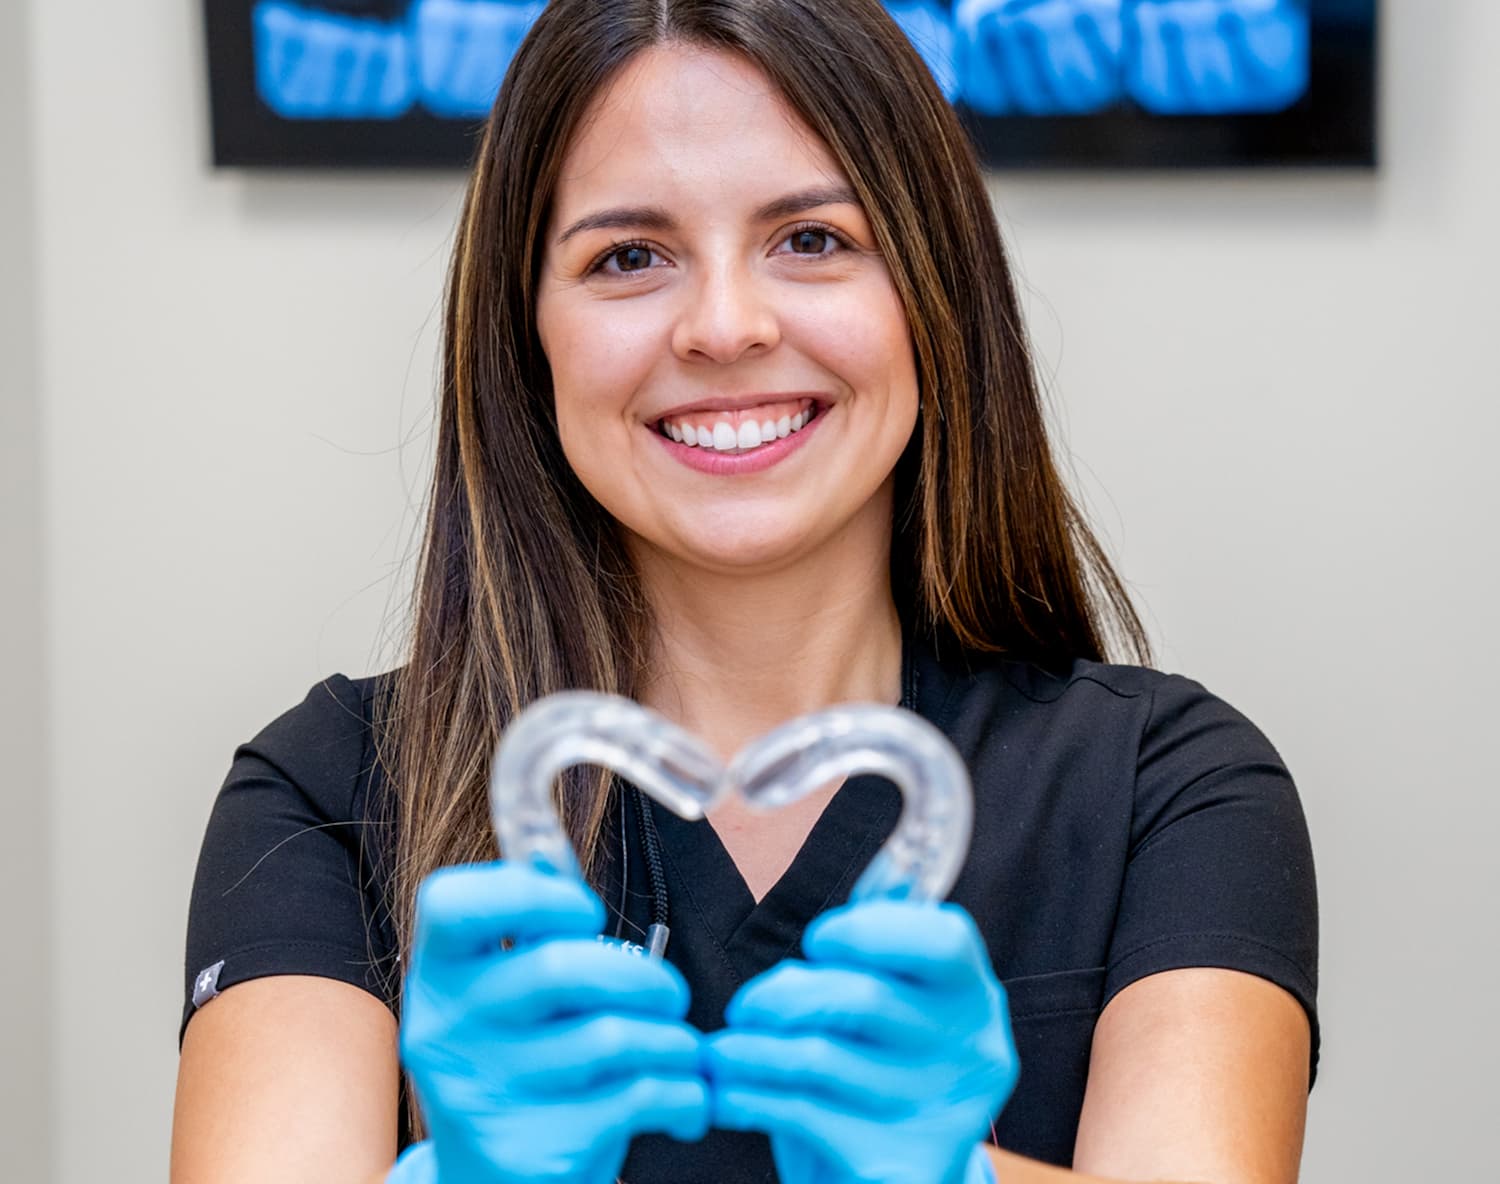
[711,1082,865,1159]
[724,961,953,1048]
[412,861,605,963]
[803,901,996,989]
[384,1139,438,1184]
[454,937,692,1025]
[509,1014,704,1095]
[704,1030,919,1117]
[584,1073,713,1145]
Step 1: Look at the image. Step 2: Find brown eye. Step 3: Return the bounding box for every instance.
[611,245,654,272]
[789,229,830,254]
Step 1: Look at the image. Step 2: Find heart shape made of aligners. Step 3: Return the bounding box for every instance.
[488,692,973,912]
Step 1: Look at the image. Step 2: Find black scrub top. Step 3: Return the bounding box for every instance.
[181,635,1318,1176]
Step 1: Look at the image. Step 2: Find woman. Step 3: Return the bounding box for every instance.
[172,2,1317,1182]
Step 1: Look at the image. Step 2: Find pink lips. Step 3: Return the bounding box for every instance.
[651,404,826,475]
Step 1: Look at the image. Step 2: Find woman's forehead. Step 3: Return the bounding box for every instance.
[550,44,852,223]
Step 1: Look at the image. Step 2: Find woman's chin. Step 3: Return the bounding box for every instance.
[631,525,820,579]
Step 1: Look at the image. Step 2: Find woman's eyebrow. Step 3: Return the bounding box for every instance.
[752,184,860,222]
[555,185,861,245]
[557,205,674,245]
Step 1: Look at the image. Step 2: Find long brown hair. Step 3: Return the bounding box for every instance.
[376,0,1148,1138]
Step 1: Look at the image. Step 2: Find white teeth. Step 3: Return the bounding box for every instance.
[664,405,818,452]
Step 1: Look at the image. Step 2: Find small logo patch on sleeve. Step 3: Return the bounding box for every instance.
[192,960,226,1008]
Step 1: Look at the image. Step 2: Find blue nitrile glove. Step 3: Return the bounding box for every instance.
[398,861,710,1184]
[1125,0,1310,114]
[704,901,1018,1184]
[956,0,1125,115]
[386,1139,439,1183]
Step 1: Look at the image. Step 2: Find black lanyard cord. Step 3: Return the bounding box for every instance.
[633,784,670,933]
[613,781,631,941]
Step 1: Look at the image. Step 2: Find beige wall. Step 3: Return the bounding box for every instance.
[31,3,457,1181]
[20,1,1499,1181]
[989,11,1500,1175]
[0,0,51,1179]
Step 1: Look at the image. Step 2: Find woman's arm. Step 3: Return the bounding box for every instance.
[171,961,1307,1184]
[171,975,401,1184]
[985,1147,1120,1183]
[1066,966,1311,1184]
[967,967,1307,1184]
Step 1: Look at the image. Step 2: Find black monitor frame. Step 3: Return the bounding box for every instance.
[204,1,1378,171]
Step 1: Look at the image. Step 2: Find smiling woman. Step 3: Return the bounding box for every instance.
[173,3,1318,1184]
[536,47,919,574]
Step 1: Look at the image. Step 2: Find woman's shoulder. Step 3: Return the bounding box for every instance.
[917,639,1287,772]
[183,671,405,1047]
[230,670,400,816]
[247,670,392,738]
[921,636,1232,712]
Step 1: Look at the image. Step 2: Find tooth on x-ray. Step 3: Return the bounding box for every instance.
[253,1,415,119]
[1127,0,1311,114]
[954,0,1125,116]
[412,0,546,118]
[884,1,962,102]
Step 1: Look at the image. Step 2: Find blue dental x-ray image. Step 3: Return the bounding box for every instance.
[204,0,1373,167]
[252,0,543,120]
[885,1,963,102]
[248,0,1307,123]
[950,0,1308,117]
[1123,0,1310,114]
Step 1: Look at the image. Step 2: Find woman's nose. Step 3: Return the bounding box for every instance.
[670,262,781,365]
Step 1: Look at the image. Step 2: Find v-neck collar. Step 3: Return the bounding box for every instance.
[644,631,954,986]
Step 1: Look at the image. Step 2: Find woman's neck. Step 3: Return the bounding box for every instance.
[631,529,904,762]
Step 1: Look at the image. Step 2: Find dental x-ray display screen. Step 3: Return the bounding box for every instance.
[203,1,1377,168]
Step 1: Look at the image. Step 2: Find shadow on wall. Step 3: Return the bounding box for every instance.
[250,0,1314,121]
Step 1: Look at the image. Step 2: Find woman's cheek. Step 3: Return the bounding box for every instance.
[560,297,629,362]
[796,284,914,395]
[554,305,665,419]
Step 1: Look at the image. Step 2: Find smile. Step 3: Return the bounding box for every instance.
[657,398,819,455]
[650,398,828,475]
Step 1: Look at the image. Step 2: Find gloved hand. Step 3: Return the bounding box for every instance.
[398,861,710,1184]
[704,900,1018,1184]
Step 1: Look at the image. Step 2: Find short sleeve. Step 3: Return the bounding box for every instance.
[1103,674,1320,1084]
[180,675,398,1047]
